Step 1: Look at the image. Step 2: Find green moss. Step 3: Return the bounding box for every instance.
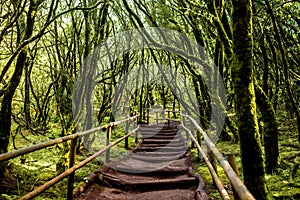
[191,120,299,200]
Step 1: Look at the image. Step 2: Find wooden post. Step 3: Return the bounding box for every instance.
[167,110,170,126]
[135,124,139,144]
[191,141,195,148]
[133,114,136,129]
[125,119,129,149]
[182,114,188,141]
[196,130,201,161]
[207,129,218,186]
[106,126,112,163]
[67,137,78,200]
[209,151,218,184]
[191,126,195,148]
[228,154,241,200]
[135,117,139,143]
[155,111,158,126]
[147,108,149,124]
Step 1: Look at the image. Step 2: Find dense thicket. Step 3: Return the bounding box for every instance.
[0,0,299,199]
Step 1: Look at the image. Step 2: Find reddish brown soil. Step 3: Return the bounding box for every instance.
[74,122,207,200]
[75,184,196,200]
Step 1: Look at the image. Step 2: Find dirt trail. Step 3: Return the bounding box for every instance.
[74,122,207,200]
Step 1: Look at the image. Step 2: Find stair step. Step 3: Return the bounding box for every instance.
[115,157,191,173]
[140,128,178,133]
[131,154,185,162]
[116,165,189,175]
[140,124,176,128]
[139,143,185,148]
[136,146,187,152]
[141,134,179,139]
[99,173,197,191]
[73,122,207,200]
[140,133,177,138]
[142,138,182,144]
[132,151,187,157]
[80,185,196,200]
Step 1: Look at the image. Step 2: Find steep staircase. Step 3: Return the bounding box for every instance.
[74,122,207,200]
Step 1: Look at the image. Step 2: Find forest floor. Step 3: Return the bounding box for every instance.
[0,113,299,200]
[196,111,300,200]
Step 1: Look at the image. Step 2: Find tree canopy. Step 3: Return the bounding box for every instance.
[0,0,299,199]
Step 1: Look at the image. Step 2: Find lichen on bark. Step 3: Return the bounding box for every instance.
[231,0,271,199]
[254,81,279,174]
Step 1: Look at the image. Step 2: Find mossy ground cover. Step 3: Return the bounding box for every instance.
[1,115,299,200]
[191,115,299,199]
[0,124,138,200]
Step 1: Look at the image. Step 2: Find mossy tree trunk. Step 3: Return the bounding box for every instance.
[24,61,32,128]
[231,0,270,199]
[0,0,38,178]
[254,81,279,174]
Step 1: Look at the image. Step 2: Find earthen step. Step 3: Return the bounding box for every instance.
[131,154,185,162]
[132,151,187,157]
[140,134,178,138]
[142,138,182,144]
[140,132,178,137]
[139,143,185,148]
[141,134,180,139]
[140,123,176,128]
[75,185,197,200]
[139,128,178,133]
[136,145,187,152]
[73,122,207,200]
[115,157,192,173]
[98,173,197,192]
[116,165,190,175]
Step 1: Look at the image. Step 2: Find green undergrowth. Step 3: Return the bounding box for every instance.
[1,124,138,200]
[1,115,299,200]
[191,116,300,200]
[191,147,235,200]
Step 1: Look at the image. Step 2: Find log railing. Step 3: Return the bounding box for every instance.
[0,115,139,200]
[152,109,181,125]
[181,123,230,200]
[181,113,255,200]
[0,115,139,162]
[0,110,254,200]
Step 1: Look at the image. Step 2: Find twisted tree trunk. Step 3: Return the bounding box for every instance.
[254,81,279,174]
[231,0,270,199]
[0,0,38,177]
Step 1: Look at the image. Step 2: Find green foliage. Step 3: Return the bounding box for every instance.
[190,112,300,199]
[1,194,20,200]
[0,0,299,198]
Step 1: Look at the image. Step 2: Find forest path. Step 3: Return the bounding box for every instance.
[73,122,207,200]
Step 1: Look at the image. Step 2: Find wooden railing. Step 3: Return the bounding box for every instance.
[0,115,139,200]
[1,109,255,200]
[145,108,181,125]
[181,123,230,200]
[180,113,255,200]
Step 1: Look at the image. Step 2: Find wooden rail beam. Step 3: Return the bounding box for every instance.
[18,127,139,200]
[0,115,139,162]
[106,126,112,163]
[181,113,255,200]
[125,119,130,149]
[181,124,230,200]
[67,137,78,200]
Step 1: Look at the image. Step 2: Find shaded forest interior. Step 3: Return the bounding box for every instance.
[0,0,299,199]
